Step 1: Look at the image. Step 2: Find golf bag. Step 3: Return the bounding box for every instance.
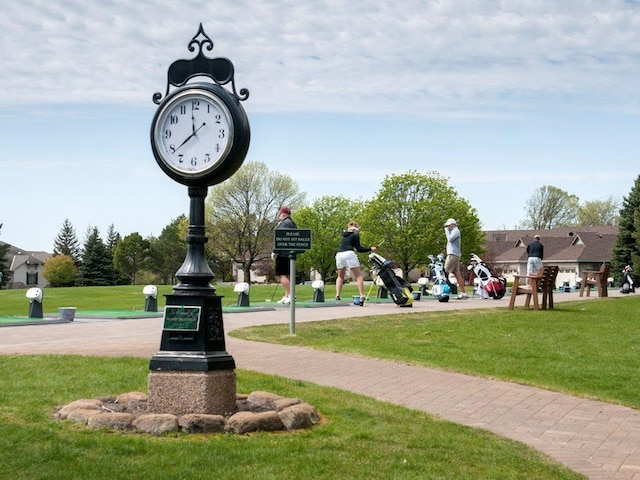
[368,253,413,307]
[620,265,635,294]
[428,254,451,302]
[467,253,507,299]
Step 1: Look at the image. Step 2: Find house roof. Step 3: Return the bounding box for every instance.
[2,241,52,268]
[484,226,618,266]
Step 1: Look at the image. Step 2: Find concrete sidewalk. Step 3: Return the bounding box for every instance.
[1,290,638,479]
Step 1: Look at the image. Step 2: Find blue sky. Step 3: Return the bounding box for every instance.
[1,0,639,252]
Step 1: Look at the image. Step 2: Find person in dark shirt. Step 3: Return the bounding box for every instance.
[526,235,544,275]
[273,206,297,304]
[335,220,376,304]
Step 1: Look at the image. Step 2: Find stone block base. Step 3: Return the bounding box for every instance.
[147,370,236,416]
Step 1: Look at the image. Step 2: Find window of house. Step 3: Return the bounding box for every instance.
[26,272,38,285]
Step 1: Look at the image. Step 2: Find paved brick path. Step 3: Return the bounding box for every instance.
[1,290,638,479]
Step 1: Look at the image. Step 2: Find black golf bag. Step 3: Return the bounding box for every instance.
[368,253,413,307]
[620,265,635,294]
[467,253,507,299]
[428,254,451,302]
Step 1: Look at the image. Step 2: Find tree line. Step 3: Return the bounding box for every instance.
[20,163,639,288]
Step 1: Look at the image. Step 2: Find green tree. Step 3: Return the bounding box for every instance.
[360,171,483,279]
[105,224,122,253]
[53,218,81,265]
[577,197,620,226]
[295,196,365,282]
[113,233,150,285]
[43,254,78,287]
[206,161,306,282]
[147,216,188,284]
[78,227,116,286]
[612,175,640,286]
[0,223,10,289]
[520,185,579,229]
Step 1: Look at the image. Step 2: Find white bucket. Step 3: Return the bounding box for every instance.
[59,307,77,321]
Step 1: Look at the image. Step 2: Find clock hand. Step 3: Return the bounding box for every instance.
[172,123,206,153]
[193,122,206,135]
[173,132,196,152]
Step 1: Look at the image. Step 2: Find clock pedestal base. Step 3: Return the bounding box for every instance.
[149,293,237,415]
[147,370,236,416]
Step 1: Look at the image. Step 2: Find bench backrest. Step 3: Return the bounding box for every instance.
[537,265,559,292]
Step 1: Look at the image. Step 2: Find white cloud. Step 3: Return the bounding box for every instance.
[1,0,638,118]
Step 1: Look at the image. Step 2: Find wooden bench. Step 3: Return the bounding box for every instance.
[508,265,559,311]
[579,263,610,297]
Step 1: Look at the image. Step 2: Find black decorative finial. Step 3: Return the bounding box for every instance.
[153,24,250,105]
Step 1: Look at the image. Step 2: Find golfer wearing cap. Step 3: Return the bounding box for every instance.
[444,218,468,299]
[273,206,297,304]
[526,235,544,275]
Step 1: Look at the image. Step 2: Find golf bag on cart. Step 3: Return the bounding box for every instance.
[467,253,507,299]
[620,265,635,294]
[368,253,413,307]
[428,254,451,302]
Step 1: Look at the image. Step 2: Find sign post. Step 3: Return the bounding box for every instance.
[274,229,312,334]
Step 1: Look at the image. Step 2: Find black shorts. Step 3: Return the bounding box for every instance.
[275,255,290,276]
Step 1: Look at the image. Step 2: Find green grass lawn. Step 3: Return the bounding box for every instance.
[232,296,640,410]
[0,284,365,318]
[0,356,583,480]
[3,286,634,478]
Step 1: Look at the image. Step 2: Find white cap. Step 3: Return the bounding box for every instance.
[444,218,456,226]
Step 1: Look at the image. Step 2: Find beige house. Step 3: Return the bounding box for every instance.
[483,226,618,289]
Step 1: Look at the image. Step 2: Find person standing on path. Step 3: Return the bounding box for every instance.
[273,206,297,304]
[444,218,468,299]
[335,220,376,304]
[526,235,544,274]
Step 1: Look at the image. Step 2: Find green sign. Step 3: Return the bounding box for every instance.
[275,229,312,251]
[163,305,201,331]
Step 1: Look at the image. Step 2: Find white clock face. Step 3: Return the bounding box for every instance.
[154,89,234,176]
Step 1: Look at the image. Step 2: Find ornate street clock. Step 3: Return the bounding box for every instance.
[147,25,250,388]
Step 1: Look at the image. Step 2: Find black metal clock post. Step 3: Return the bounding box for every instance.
[147,24,250,416]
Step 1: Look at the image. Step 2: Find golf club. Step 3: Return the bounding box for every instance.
[265,283,280,302]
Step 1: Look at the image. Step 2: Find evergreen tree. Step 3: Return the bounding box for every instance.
[77,226,117,286]
[105,224,122,253]
[611,175,640,286]
[0,223,10,289]
[53,218,81,265]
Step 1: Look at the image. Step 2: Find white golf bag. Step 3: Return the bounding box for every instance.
[428,254,450,302]
[620,265,635,294]
[467,253,506,300]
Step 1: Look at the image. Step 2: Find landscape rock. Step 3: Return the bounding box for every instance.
[226,410,285,434]
[278,402,319,430]
[133,414,179,435]
[179,414,226,434]
[88,412,136,430]
[66,408,104,424]
[54,399,103,420]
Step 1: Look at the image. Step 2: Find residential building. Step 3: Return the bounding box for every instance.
[483,226,618,288]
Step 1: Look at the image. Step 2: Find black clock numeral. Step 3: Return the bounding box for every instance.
[218,128,225,139]
[177,154,184,163]
[164,129,171,139]
[215,144,221,153]
[179,105,186,115]
[169,115,178,125]
[204,154,211,163]
[169,144,176,154]
[215,113,221,124]
[192,100,200,111]
[191,157,197,167]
